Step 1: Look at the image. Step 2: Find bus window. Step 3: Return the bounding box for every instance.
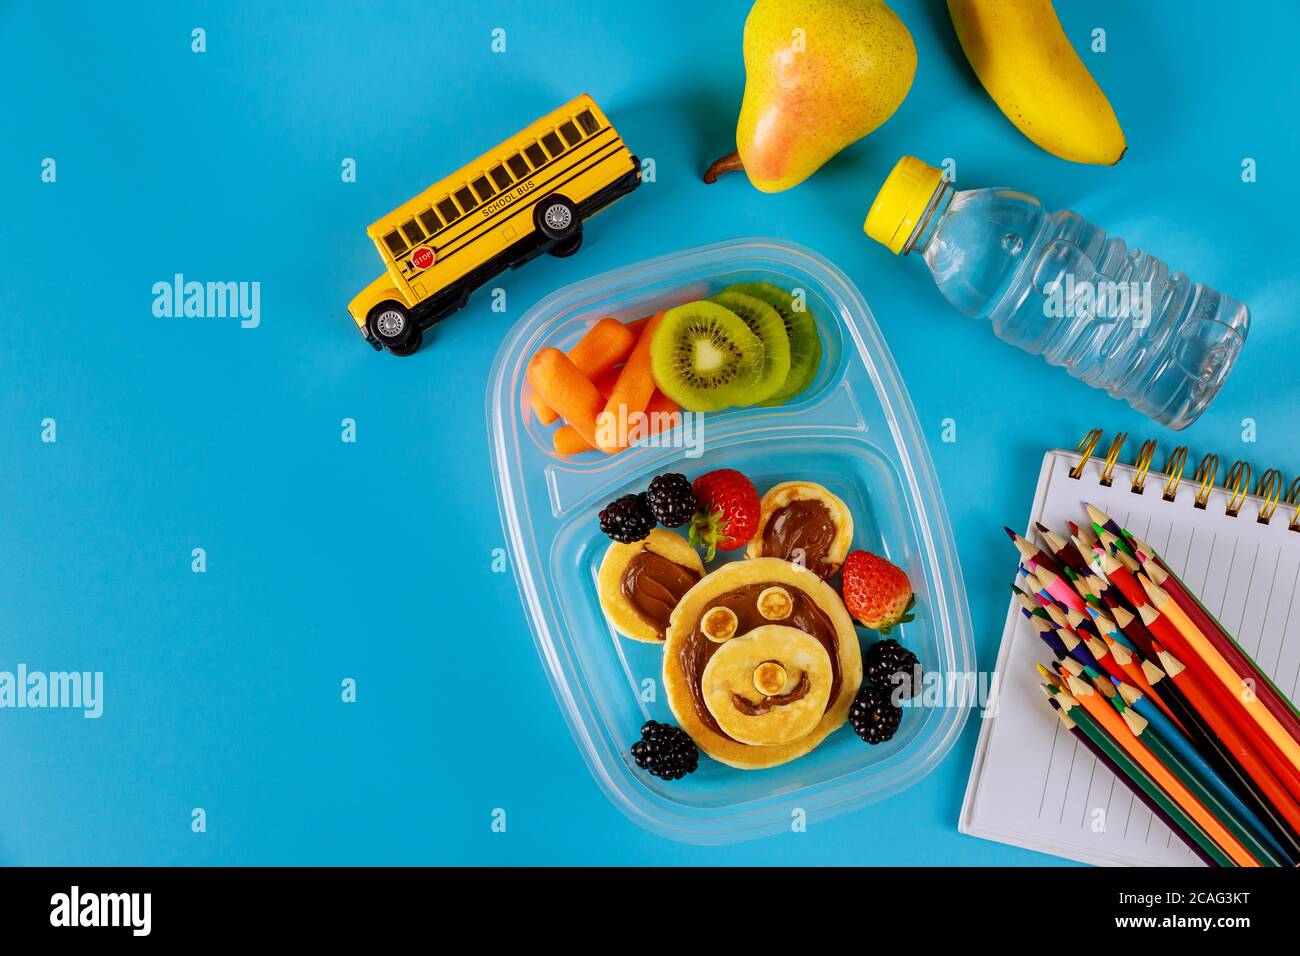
[472,175,495,202]
[559,120,582,147]
[541,131,565,157]
[524,141,547,167]
[576,109,598,135]
[454,185,478,213]
[437,197,460,223]
[419,208,442,235]
[489,164,512,190]
[383,230,407,257]
[401,218,424,245]
[506,153,530,179]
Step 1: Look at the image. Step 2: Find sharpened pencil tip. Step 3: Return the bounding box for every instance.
[1086,503,1111,525]
[1003,526,1019,541]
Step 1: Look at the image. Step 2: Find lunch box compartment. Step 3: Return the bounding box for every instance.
[489,238,974,843]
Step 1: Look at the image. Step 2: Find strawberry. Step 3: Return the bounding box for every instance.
[841,550,916,633]
[688,469,760,561]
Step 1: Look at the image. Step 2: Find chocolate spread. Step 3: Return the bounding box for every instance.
[730,671,812,716]
[760,499,838,579]
[680,583,841,739]
[621,548,701,639]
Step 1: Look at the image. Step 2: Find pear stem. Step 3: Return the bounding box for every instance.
[703,151,744,184]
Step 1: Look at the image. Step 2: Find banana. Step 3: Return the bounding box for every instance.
[947,0,1126,165]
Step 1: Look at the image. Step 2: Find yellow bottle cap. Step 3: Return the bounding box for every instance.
[864,156,944,255]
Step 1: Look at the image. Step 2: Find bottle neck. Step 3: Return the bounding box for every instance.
[903,180,954,256]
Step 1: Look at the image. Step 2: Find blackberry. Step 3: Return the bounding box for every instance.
[646,473,698,528]
[599,494,655,543]
[864,639,923,699]
[849,684,902,745]
[630,720,699,780]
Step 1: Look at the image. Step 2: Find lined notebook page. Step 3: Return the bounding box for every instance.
[960,449,1300,867]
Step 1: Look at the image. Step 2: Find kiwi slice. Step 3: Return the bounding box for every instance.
[709,290,791,404]
[650,301,766,412]
[725,282,822,405]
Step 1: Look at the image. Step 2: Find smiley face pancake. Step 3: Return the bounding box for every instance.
[701,625,833,746]
[664,557,863,769]
[598,528,705,642]
[745,481,853,579]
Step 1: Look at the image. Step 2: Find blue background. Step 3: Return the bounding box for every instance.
[2,0,1297,865]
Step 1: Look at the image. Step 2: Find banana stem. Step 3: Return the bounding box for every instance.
[703,151,744,184]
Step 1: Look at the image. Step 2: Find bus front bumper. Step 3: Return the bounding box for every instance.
[358,321,383,350]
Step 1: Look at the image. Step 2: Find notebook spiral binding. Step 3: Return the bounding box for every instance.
[1067,429,1300,532]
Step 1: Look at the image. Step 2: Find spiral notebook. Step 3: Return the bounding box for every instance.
[960,431,1300,867]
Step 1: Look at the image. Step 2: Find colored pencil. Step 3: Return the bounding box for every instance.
[1155,643,1300,835]
[1143,657,1300,857]
[1063,566,1096,604]
[1070,519,1099,551]
[1087,503,1134,556]
[1104,533,1141,573]
[1115,679,1293,865]
[1036,522,1091,576]
[1105,599,1157,659]
[1083,634,1131,685]
[1139,573,1300,777]
[1054,661,1258,867]
[1013,511,1300,865]
[1011,583,1050,619]
[1056,626,1102,672]
[1138,592,1300,804]
[1093,547,1300,801]
[1099,677,1280,866]
[1088,611,1182,726]
[1032,564,1087,614]
[1029,616,1071,660]
[1040,684,1223,867]
[1136,542,1300,735]
[1006,526,1064,578]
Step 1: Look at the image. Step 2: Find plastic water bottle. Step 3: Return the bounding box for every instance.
[864,157,1249,430]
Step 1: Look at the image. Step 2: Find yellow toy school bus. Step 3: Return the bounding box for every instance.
[348,93,641,355]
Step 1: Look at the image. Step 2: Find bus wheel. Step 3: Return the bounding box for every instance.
[535,195,579,241]
[369,303,414,350]
[387,326,423,356]
[549,231,583,258]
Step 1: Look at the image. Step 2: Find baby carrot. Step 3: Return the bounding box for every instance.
[528,318,637,424]
[591,366,622,397]
[596,312,665,454]
[632,389,681,442]
[553,425,594,457]
[550,367,624,457]
[526,348,605,450]
[554,390,679,456]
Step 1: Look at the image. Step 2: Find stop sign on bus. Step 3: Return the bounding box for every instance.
[411,247,435,270]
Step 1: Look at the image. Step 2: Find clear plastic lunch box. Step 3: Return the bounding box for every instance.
[487,237,974,844]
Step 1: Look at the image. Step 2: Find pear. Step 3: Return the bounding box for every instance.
[705,0,917,193]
